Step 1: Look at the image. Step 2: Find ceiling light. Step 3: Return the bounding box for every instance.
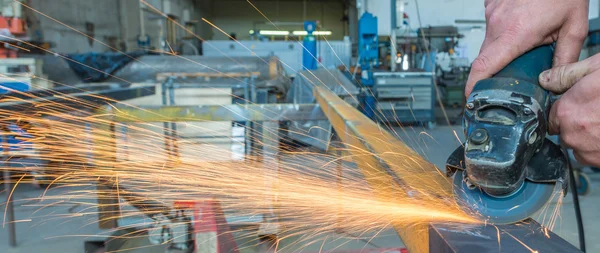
[259,30,290,36]
[292,31,332,36]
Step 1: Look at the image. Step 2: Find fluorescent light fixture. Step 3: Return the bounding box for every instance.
[315,31,332,35]
[292,31,307,36]
[292,31,333,36]
[259,30,290,36]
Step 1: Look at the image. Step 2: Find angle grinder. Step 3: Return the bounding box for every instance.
[446,45,569,224]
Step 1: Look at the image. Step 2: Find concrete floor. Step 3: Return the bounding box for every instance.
[0,125,596,252]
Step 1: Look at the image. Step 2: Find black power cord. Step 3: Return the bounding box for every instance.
[567,156,586,252]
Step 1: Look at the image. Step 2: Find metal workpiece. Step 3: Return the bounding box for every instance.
[429,220,582,253]
[314,85,456,253]
[110,104,327,123]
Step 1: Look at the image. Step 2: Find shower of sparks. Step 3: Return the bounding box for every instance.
[0,87,478,251]
[0,0,566,252]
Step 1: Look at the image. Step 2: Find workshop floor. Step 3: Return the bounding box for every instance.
[0,125,597,252]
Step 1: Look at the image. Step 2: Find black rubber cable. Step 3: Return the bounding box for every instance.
[567,157,586,252]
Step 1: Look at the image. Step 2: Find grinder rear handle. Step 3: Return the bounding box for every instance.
[492,45,554,87]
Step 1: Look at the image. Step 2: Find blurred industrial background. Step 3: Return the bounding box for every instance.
[0,0,599,253]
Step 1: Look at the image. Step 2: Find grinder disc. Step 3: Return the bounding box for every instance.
[453,170,556,224]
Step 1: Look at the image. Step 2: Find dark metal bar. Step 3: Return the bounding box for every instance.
[0,83,123,100]
[0,85,156,111]
[161,78,171,156]
[430,220,582,253]
[95,121,121,229]
[2,134,16,247]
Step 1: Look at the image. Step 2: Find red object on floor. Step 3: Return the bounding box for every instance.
[175,199,240,253]
[305,248,408,253]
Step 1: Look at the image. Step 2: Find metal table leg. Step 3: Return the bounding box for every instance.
[3,133,16,246]
[161,79,171,154]
[258,120,280,237]
[95,120,120,229]
[244,78,252,157]
[167,79,179,161]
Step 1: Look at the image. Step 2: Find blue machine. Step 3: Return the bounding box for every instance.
[302,21,318,70]
[0,81,32,152]
[357,12,379,119]
[137,34,151,48]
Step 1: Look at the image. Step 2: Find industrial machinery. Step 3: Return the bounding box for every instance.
[446,45,569,224]
[357,12,379,119]
[373,71,435,128]
[202,40,351,75]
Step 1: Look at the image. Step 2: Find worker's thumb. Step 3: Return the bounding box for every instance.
[539,55,600,94]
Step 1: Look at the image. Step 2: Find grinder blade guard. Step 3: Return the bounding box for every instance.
[446,45,569,224]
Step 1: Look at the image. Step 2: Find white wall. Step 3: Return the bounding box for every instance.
[365,0,600,62]
[140,0,204,51]
[27,0,205,53]
[369,0,599,31]
[29,0,122,53]
[590,0,599,19]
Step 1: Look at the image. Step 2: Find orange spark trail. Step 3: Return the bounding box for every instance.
[3,173,26,228]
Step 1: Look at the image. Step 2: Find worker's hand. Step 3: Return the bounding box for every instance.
[465,0,589,96]
[540,53,600,166]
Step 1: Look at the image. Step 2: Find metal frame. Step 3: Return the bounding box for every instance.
[159,72,261,156]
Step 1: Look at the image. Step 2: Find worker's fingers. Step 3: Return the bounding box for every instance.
[573,152,587,165]
[572,151,600,166]
[548,100,561,135]
[465,35,529,96]
[539,54,600,94]
[552,14,588,68]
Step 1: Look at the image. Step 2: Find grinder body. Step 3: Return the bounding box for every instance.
[447,45,568,224]
[464,46,552,196]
